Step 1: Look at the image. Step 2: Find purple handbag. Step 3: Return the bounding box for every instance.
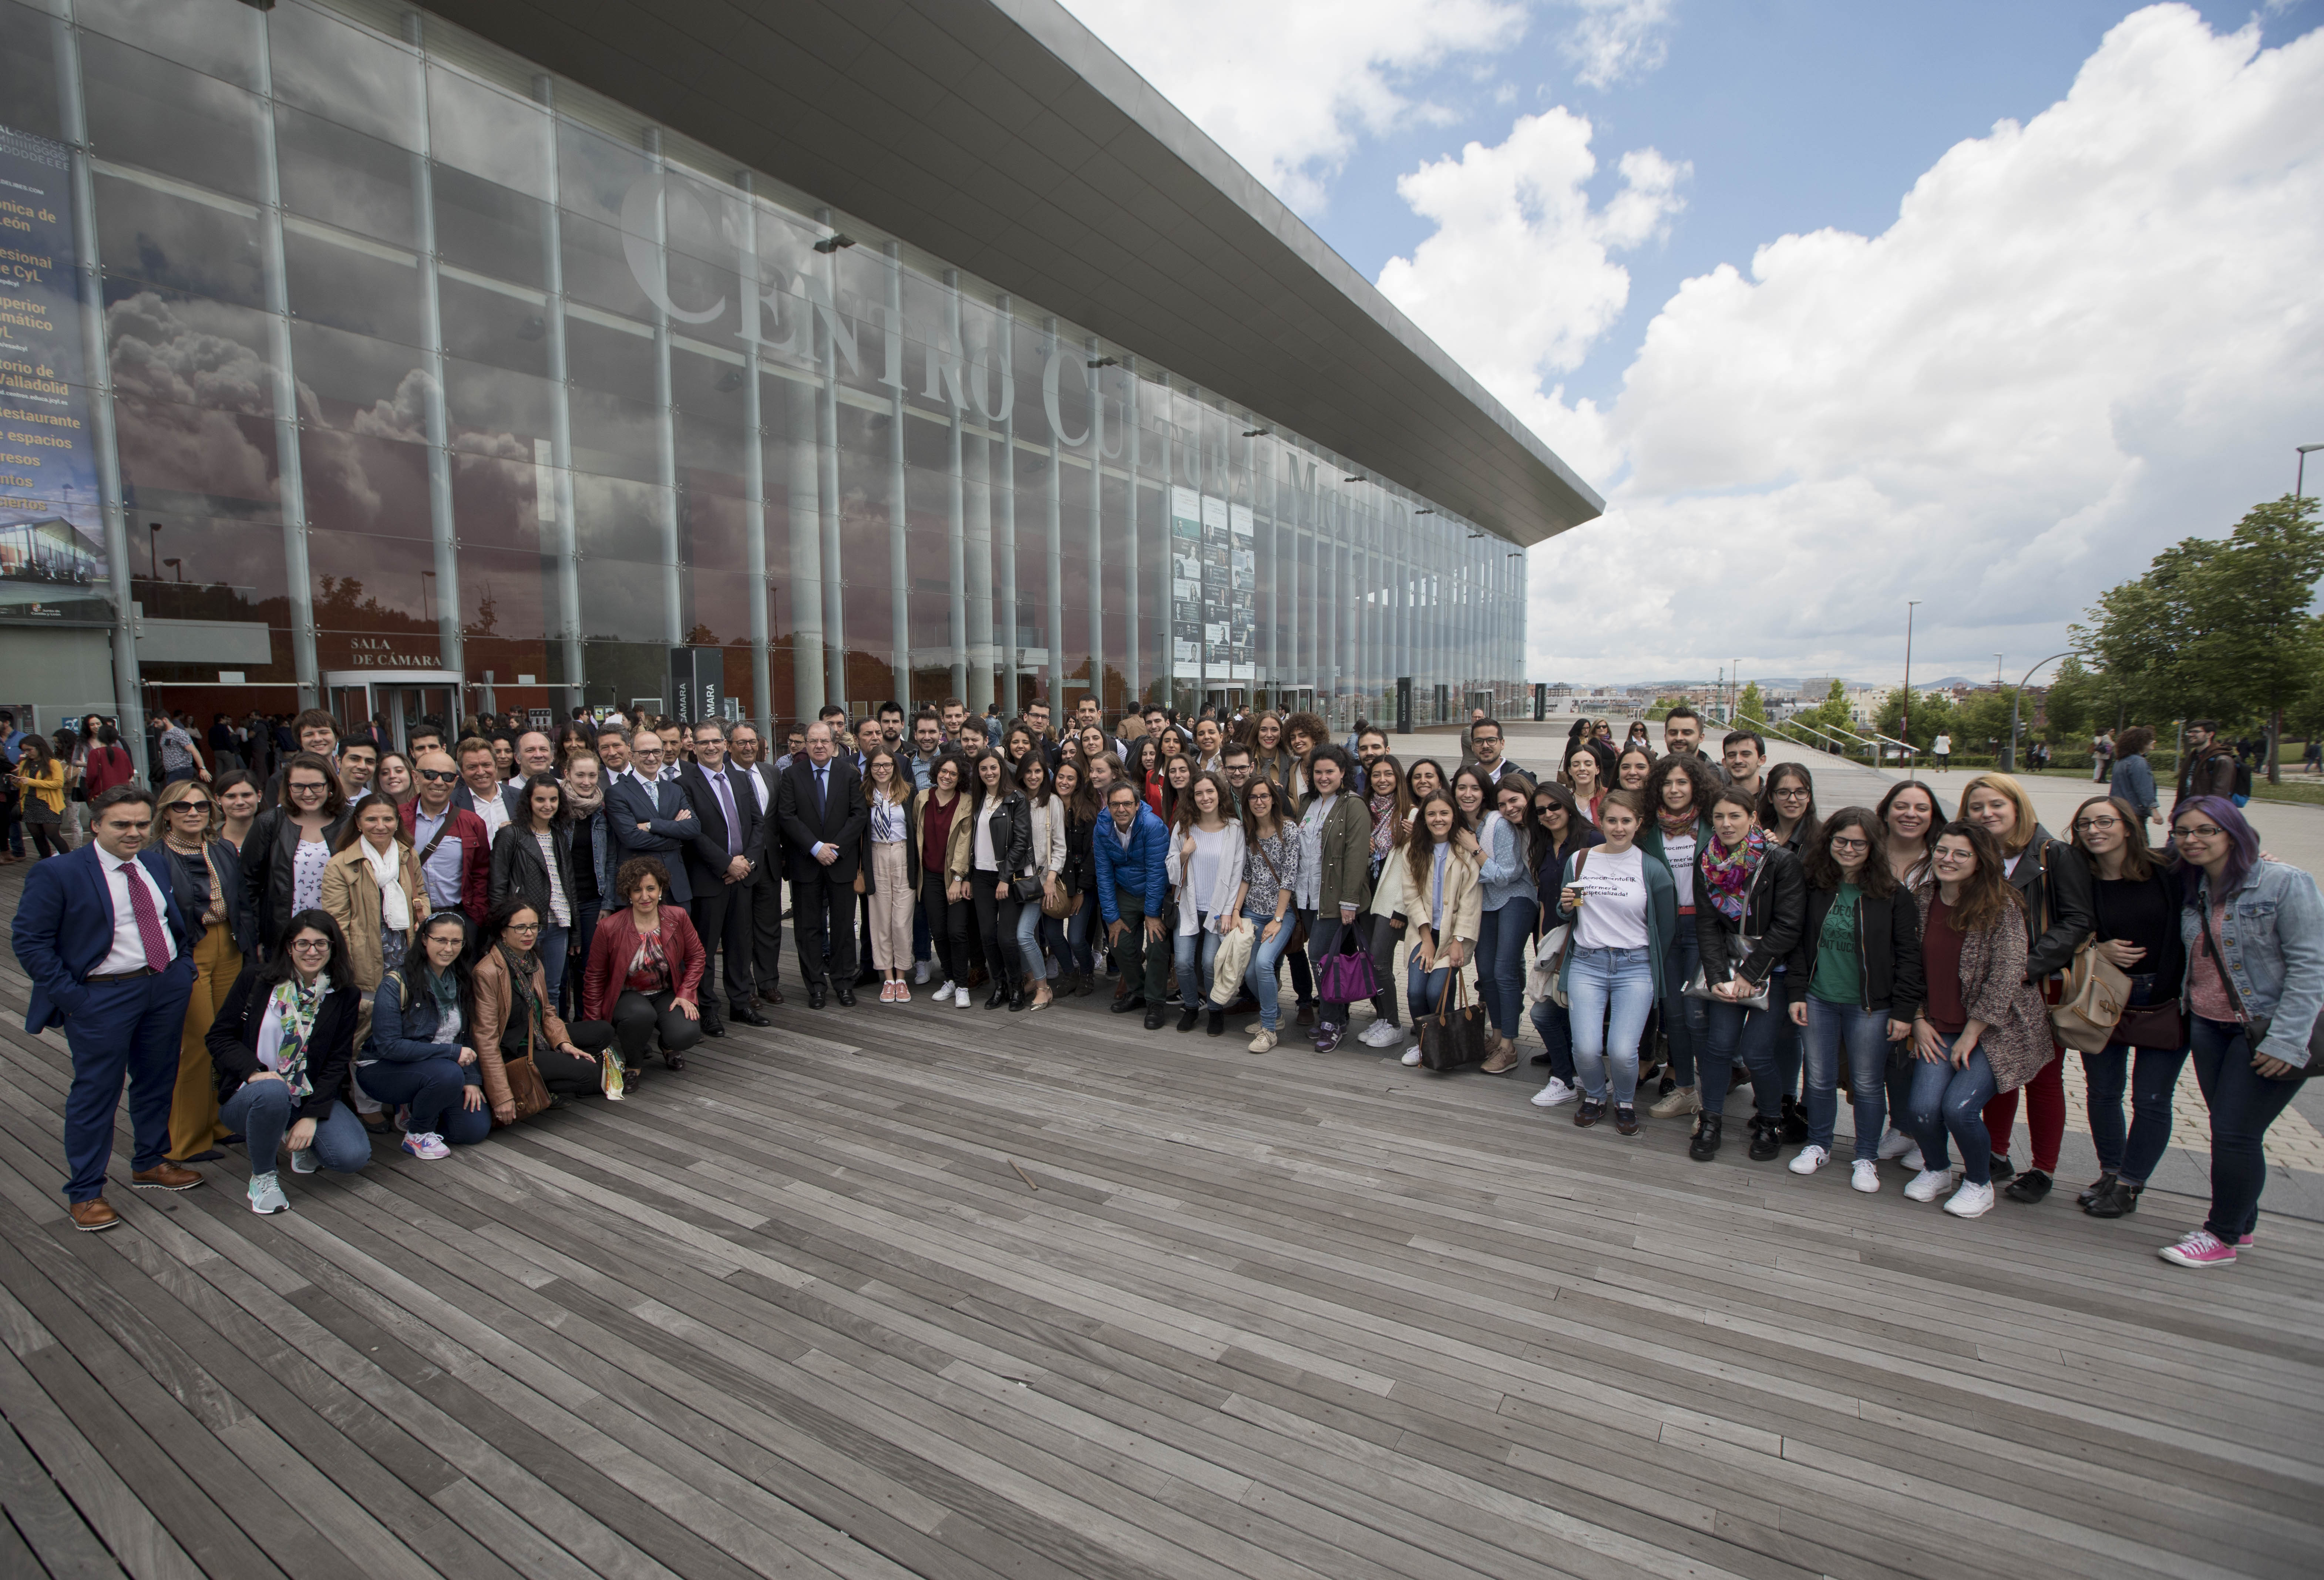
[1315,918,1379,1004]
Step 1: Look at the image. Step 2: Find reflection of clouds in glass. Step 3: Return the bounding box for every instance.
[426,64,547,199]
[265,0,417,151]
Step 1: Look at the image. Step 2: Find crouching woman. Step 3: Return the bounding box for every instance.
[361,912,492,1159]
[473,900,618,1120]
[206,910,371,1213]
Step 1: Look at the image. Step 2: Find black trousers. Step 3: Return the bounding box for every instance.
[746,872,783,994]
[592,990,703,1065]
[919,867,970,984]
[971,871,1024,984]
[791,870,858,983]
[687,876,755,1016]
[532,1021,616,1093]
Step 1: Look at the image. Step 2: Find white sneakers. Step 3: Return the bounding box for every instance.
[935,978,956,1001]
[1903,1167,1956,1203]
[1648,1085,1699,1119]
[1359,1020,1405,1048]
[1900,1143,1925,1173]
[954,985,972,1008]
[1850,1159,1880,1193]
[1876,1127,1915,1160]
[1944,1180,1996,1219]
[1531,1077,1577,1109]
[915,960,931,984]
[1248,1029,1277,1054]
[1788,1144,1829,1176]
[1399,1047,1422,1067]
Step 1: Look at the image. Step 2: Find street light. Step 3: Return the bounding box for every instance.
[148,521,162,580]
[2003,651,2074,771]
[2299,443,2323,498]
[1902,600,1920,778]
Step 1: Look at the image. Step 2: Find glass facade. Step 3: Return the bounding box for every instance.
[0,0,1526,758]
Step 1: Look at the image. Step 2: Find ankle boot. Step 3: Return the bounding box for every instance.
[1689,1113,1724,1162]
[2077,1171,2118,1209]
[2085,1178,2142,1219]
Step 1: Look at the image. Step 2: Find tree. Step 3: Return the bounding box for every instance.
[1874,686,1953,751]
[2041,655,2097,747]
[1736,681,1765,725]
[1796,678,1851,734]
[2074,494,2323,784]
[1954,688,2017,758]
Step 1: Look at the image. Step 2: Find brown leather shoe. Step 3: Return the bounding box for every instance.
[131,1162,204,1192]
[68,1197,119,1232]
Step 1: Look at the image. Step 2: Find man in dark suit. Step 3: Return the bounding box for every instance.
[451,734,527,839]
[10,784,203,1230]
[727,723,785,1007]
[605,731,697,906]
[676,721,768,1035]
[775,722,866,1008]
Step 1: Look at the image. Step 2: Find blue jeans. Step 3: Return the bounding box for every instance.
[358,1055,492,1145]
[2081,1044,2190,1184]
[218,1081,372,1175]
[1244,913,1294,1030]
[538,923,570,1007]
[1905,1036,1998,1186]
[1045,891,1095,976]
[1661,930,1707,1088]
[2187,1016,2304,1241]
[1475,897,1537,1039]
[1702,991,1785,1121]
[1015,897,1052,979]
[1175,922,1223,1010]
[1565,945,1655,1105]
[1406,956,1454,1025]
[1529,997,1574,1085]
[1802,998,1893,1159]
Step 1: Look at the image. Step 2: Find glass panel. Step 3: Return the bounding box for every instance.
[446,448,544,554]
[0,0,64,140]
[273,100,415,248]
[265,1,419,151]
[281,223,422,344]
[426,63,547,199]
[106,289,275,418]
[113,391,278,522]
[287,318,428,434]
[96,172,266,309]
[438,276,550,378]
[300,426,427,540]
[432,163,547,290]
[80,31,262,201]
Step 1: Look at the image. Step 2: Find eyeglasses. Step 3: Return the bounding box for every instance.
[1931,849,1975,864]
[417,768,457,782]
[1828,836,1870,852]
[288,938,331,954]
[1773,787,1810,800]
[2173,824,2225,840]
[287,780,327,795]
[2073,816,2121,831]
[504,921,541,934]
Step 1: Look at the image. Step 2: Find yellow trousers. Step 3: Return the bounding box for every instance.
[169,925,241,1161]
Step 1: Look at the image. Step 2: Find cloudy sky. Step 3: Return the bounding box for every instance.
[1058,0,2324,687]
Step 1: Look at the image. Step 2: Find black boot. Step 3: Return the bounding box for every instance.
[1206,1008,1225,1037]
[1176,1006,1201,1032]
[985,983,1010,1009]
[1748,1116,1782,1162]
[2084,1178,2142,1218]
[2077,1172,2118,1209]
[1780,1095,1809,1145]
[1008,986,1027,1011]
[1689,1114,1723,1162]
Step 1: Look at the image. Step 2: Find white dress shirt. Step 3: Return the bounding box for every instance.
[96,850,179,976]
[472,787,512,842]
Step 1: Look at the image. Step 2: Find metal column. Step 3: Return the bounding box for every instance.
[538,78,583,714]
[405,13,464,675]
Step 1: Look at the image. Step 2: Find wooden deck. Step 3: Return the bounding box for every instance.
[2,863,2321,1580]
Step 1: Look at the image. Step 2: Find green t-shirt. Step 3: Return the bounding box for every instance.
[1809,883,1863,1006]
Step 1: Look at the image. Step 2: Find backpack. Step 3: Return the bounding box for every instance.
[2230,755,2253,807]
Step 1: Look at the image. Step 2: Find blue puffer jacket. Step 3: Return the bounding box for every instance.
[362,964,482,1087]
[1093,803,1171,924]
[2181,859,2324,1068]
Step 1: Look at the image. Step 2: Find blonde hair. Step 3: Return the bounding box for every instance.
[1957,772,2041,855]
[155,776,218,839]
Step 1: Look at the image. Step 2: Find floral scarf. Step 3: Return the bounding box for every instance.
[264,973,332,1099]
[1701,826,1769,926]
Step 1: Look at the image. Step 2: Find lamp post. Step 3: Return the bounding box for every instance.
[2298,443,2323,498]
[2003,651,2073,771]
[1902,600,1920,778]
[147,521,162,581]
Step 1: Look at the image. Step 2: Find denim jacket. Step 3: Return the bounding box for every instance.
[2180,859,2324,1068]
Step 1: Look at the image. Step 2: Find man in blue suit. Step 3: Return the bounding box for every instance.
[1093,781,1172,1028]
[675,720,769,1035]
[11,784,204,1230]
[604,730,696,906]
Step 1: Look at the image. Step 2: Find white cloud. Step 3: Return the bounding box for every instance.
[1443,4,2324,683]
[1057,0,1528,212]
[1556,0,1674,89]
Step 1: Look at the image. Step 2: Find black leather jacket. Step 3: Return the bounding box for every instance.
[1787,881,1926,1012]
[241,806,350,958]
[1694,842,1807,988]
[489,819,576,924]
[969,791,1032,884]
[2009,827,2095,983]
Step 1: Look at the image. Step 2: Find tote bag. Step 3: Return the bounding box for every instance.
[1418,972,1488,1072]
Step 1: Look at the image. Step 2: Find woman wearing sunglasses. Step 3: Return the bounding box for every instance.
[2156,799,2324,1268]
[154,779,253,1164]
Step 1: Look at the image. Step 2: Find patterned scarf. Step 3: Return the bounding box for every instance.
[498,941,546,1046]
[1701,826,1769,925]
[1657,808,1699,839]
[265,973,332,1099]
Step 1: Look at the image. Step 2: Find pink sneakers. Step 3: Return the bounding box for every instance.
[2157,1229,2237,1268]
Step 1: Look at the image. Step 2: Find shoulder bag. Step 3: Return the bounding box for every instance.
[2041,842,2130,1052]
[1528,849,1584,1008]
[1315,913,1379,1004]
[2197,891,2321,1078]
[1418,971,1487,1072]
[1683,856,1769,1011]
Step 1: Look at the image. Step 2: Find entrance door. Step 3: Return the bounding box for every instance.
[322,670,464,752]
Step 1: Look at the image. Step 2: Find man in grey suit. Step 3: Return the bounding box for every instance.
[728,723,786,1007]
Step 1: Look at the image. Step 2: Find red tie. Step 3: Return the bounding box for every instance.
[122,859,170,970]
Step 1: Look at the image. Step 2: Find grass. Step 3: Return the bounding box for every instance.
[2014,765,2324,808]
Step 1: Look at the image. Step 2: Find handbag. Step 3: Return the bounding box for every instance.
[497,1052,554,1125]
[2112,1000,2185,1050]
[1315,916,1379,1004]
[1417,971,1488,1072]
[1041,875,1077,919]
[1683,856,1768,1010]
[2049,938,2132,1052]
[1210,919,1255,1006]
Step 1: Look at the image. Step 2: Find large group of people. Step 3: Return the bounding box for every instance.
[10,698,2317,1275]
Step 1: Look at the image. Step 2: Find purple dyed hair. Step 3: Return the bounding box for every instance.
[2171,795,2260,900]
